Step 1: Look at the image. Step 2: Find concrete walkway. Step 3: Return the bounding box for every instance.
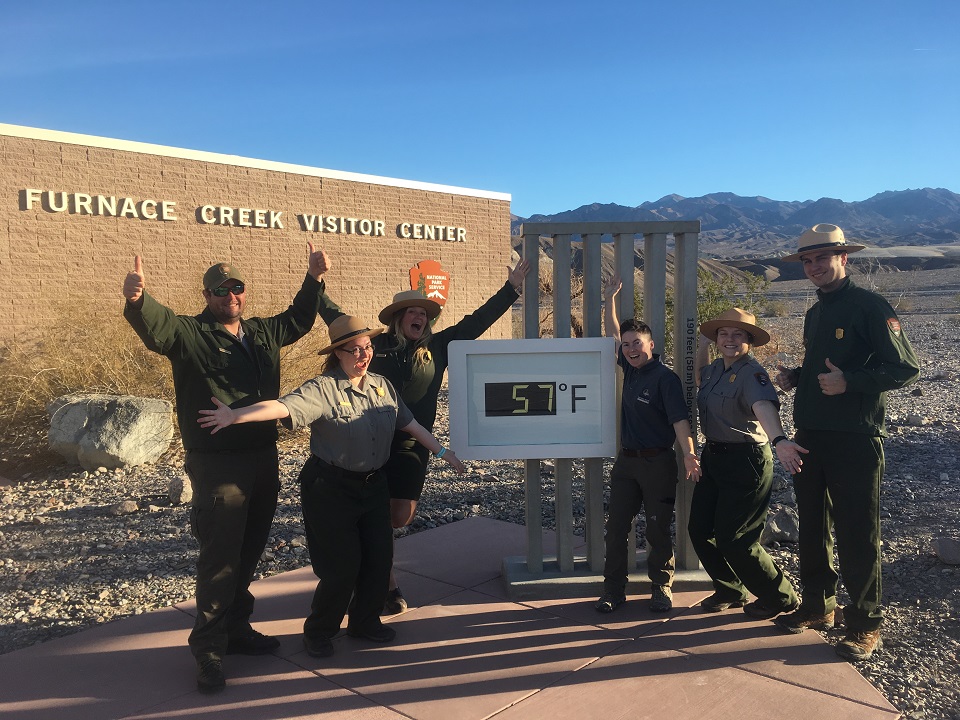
[0,517,900,719]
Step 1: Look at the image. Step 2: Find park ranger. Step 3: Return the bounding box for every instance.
[773,224,919,661]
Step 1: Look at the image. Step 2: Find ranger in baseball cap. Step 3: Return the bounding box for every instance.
[203,262,245,291]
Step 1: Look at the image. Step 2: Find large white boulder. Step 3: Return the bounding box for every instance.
[47,393,174,470]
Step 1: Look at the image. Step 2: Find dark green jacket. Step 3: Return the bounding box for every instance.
[319,281,519,430]
[793,278,919,436]
[124,275,323,451]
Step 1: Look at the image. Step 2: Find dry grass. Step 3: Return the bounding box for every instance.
[0,292,335,475]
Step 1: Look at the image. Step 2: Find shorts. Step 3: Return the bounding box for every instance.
[385,433,431,501]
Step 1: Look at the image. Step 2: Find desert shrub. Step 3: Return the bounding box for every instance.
[765,300,790,317]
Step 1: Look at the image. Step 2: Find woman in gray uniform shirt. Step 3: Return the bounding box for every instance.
[690,308,805,620]
[199,315,465,659]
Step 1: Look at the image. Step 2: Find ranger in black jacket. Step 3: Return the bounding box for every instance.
[123,245,328,693]
[773,225,918,661]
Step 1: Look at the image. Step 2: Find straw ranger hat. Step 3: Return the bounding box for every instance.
[318,315,384,354]
[699,308,771,347]
[782,223,867,262]
[378,290,442,325]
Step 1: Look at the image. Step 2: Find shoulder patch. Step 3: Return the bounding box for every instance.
[887,318,901,336]
[754,372,770,386]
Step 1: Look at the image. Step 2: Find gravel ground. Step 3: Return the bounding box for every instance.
[1,314,959,718]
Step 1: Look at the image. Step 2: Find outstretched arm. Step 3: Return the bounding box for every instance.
[399,418,466,473]
[198,397,290,434]
[752,399,808,475]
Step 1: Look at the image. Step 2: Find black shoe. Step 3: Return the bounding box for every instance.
[303,634,335,657]
[382,587,408,616]
[595,592,626,614]
[699,593,748,612]
[347,625,397,643]
[196,655,225,694]
[226,628,280,655]
[743,598,800,620]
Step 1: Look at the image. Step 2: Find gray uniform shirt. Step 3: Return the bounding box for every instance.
[697,355,778,443]
[280,367,414,472]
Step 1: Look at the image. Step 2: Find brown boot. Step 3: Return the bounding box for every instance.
[774,606,835,634]
[835,629,881,661]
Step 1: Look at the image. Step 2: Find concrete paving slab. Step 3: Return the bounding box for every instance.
[0,606,194,720]
[642,605,899,713]
[519,589,715,638]
[493,635,901,720]
[123,654,405,720]
[305,588,630,720]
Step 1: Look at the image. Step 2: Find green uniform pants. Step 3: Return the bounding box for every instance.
[688,443,796,608]
[793,429,884,632]
[185,445,280,659]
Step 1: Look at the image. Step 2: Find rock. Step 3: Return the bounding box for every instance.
[47,393,174,471]
[761,505,799,545]
[167,476,193,505]
[108,500,139,516]
[932,537,960,565]
[906,414,928,427]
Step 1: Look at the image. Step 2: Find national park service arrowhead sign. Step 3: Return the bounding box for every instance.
[410,259,450,308]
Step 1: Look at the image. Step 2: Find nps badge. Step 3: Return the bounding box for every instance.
[754,372,770,386]
[887,318,902,336]
[835,328,844,340]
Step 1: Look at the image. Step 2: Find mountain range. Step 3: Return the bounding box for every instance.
[510,187,960,261]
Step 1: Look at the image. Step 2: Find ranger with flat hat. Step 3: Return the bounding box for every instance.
[773,224,919,661]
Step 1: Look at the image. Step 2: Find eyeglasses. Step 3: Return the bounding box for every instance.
[338,344,374,357]
[211,283,245,297]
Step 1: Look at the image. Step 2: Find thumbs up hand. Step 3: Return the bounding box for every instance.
[123,255,145,302]
[817,357,847,396]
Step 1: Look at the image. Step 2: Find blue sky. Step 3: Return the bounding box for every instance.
[2,1,957,216]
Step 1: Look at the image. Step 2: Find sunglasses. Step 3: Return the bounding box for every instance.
[211,283,245,297]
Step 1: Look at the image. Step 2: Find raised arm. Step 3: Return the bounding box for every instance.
[695,334,712,386]
[604,275,622,344]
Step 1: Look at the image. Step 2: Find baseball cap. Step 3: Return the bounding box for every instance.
[203,262,245,291]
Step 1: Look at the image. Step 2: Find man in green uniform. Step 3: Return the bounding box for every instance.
[773,224,919,661]
[123,244,328,693]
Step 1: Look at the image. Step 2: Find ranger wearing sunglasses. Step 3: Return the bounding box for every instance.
[122,245,329,694]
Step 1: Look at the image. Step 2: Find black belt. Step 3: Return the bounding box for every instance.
[313,456,382,483]
[706,441,762,453]
[621,447,671,458]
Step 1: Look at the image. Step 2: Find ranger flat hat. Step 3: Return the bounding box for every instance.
[782,223,867,262]
[378,290,442,325]
[203,262,245,290]
[699,307,771,347]
[318,315,384,354]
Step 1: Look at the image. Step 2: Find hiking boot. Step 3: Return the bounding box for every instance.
[196,655,225,694]
[774,607,836,634]
[699,593,747,612]
[836,629,882,661]
[303,634,335,657]
[226,628,280,655]
[347,624,397,643]
[594,592,626,614]
[743,598,799,620]
[649,585,673,612]
[382,587,408,616]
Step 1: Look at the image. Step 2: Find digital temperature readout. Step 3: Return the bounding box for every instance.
[484,382,557,417]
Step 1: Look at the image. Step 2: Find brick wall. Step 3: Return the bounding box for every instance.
[0,128,514,344]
